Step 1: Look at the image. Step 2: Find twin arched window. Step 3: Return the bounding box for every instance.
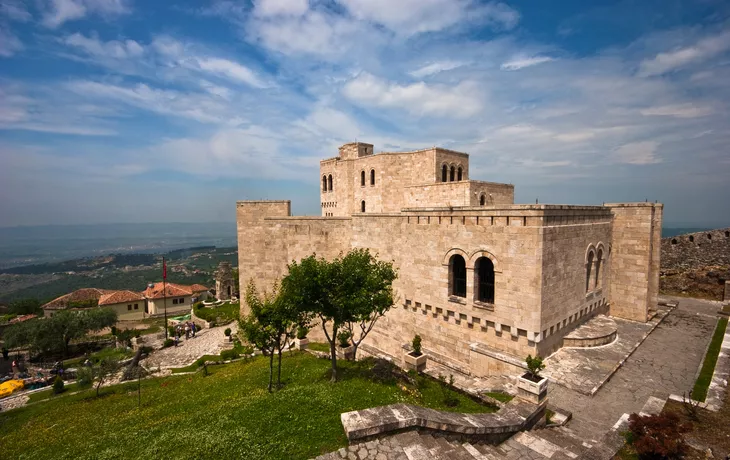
[323,175,333,192]
[448,254,496,304]
[586,251,594,292]
[586,247,605,292]
[442,164,463,182]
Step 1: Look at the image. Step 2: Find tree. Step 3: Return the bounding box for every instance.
[241,282,309,392]
[340,249,397,360]
[282,249,397,382]
[8,298,42,316]
[94,356,121,397]
[231,268,240,296]
[525,355,545,380]
[2,308,117,357]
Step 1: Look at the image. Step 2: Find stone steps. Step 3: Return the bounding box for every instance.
[314,425,593,460]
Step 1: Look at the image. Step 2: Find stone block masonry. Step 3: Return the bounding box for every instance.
[237,142,662,378]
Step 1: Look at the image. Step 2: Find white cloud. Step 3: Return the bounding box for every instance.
[0,26,23,57]
[64,33,144,58]
[638,30,730,77]
[640,104,712,118]
[195,58,268,88]
[253,0,308,17]
[501,55,554,71]
[42,0,130,28]
[614,141,661,165]
[409,61,467,78]
[1,0,32,21]
[337,0,519,35]
[343,73,482,117]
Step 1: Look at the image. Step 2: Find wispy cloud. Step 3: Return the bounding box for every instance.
[638,30,730,77]
[614,141,661,165]
[41,0,130,28]
[0,25,23,57]
[410,61,468,78]
[501,55,554,71]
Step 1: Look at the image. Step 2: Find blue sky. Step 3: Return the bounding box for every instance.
[0,0,729,227]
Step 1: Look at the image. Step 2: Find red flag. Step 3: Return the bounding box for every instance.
[163,257,167,280]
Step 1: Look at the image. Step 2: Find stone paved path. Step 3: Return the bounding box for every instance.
[141,322,237,370]
[548,296,719,441]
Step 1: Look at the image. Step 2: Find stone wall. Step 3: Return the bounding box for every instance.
[606,203,663,322]
[661,228,730,270]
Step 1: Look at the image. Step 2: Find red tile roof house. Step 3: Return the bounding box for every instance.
[41,284,211,320]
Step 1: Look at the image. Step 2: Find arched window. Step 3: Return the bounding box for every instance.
[671,238,677,245]
[586,251,594,292]
[479,194,486,206]
[594,249,603,289]
[442,164,448,182]
[322,175,327,192]
[457,167,463,181]
[450,166,455,182]
[370,169,375,185]
[449,254,467,298]
[475,257,495,304]
[689,235,694,242]
[361,200,366,213]
[707,233,712,240]
[361,171,365,186]
[328,174,333,191]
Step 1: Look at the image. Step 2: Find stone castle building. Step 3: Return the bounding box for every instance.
[237,142,662,376]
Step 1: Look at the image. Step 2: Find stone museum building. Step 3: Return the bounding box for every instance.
[237,142,662,376]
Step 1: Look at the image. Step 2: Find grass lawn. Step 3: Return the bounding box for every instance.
[693,317,728,401]
[63,347,134,368]
[0,352,496,460]
[307,342,331,353]
[26,382,81,404]
[193,302,240,325]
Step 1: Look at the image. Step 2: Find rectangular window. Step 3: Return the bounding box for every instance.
[127,305,132,311]
[172,299,177,305]
[134,304,138,310]
[179,297,185,303]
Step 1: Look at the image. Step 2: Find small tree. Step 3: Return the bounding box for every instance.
[52,375,65,395]
[296,326,309,340]
[224,328,232,342]
[525,355,545,380]
[95,357,120,397]
[337,330,352,348]
[627,412,691,459]
[412,335,422,356]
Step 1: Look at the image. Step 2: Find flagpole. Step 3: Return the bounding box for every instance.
[163,256,168,340]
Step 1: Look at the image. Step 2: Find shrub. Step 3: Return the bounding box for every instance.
[1,347,8,360]
[76,367,94,387]
[52,376,65,395]
[370,358,396,384]
[140,346,154,356]
[220,349,239,361]
[525,355,545,379]
[627,412,691,459]
[168,326,176,338]
[224,328,232,337]
[110,326,118,336]
[296,326,309,340]
[163,339,174,348]
[337,330,352,348]
[412,334,422,355]
[438,373,459,407]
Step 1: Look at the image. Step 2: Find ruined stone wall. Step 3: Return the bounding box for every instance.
[661,228,730,270]
[606,203,663,322]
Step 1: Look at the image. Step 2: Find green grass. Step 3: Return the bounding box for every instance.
[0,352,496,460]
[193,302,240,324]
[693,317,728,402]
[63,347,133,368]
[170,354,224,373]
[26,382,81,403]
[485,391,513,403]
[307,342,331,352]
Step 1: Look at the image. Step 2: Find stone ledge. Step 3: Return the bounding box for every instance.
[340,398,545,442]
[563,315,618,348]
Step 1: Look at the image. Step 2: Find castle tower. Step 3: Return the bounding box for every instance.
[215,261,234,301]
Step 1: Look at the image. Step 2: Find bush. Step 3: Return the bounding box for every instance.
[2,347,8,360]
[438,373,459,407]
[168,326,176,338]
[412,335,422,355]
[627,412,691,459]
[163,339,174,348]
[525,355,545,379]
[296,326,309,340]
[110,326,118,336]
[337,330,352,348]
[140,346,154,356]
[224,328,232,337]
[76,367,94,387]
[220,349,239,361]
[52,376,65,395]
[370,358,397,384]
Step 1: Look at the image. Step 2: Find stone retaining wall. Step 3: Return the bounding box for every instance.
[661,228,730,270]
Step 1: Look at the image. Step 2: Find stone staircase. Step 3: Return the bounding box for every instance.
[315,426,592,460]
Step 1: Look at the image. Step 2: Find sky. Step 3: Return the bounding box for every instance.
[0,0,729,228]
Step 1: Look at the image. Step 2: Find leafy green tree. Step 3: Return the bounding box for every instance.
[94,357,121,397]
[282,249,397,382]
[8,299,42,316]
[3,308,117,357]
[241,282,309,392]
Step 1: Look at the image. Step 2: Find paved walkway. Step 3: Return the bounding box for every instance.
[549,296,719,441]
[141,322,237,370]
